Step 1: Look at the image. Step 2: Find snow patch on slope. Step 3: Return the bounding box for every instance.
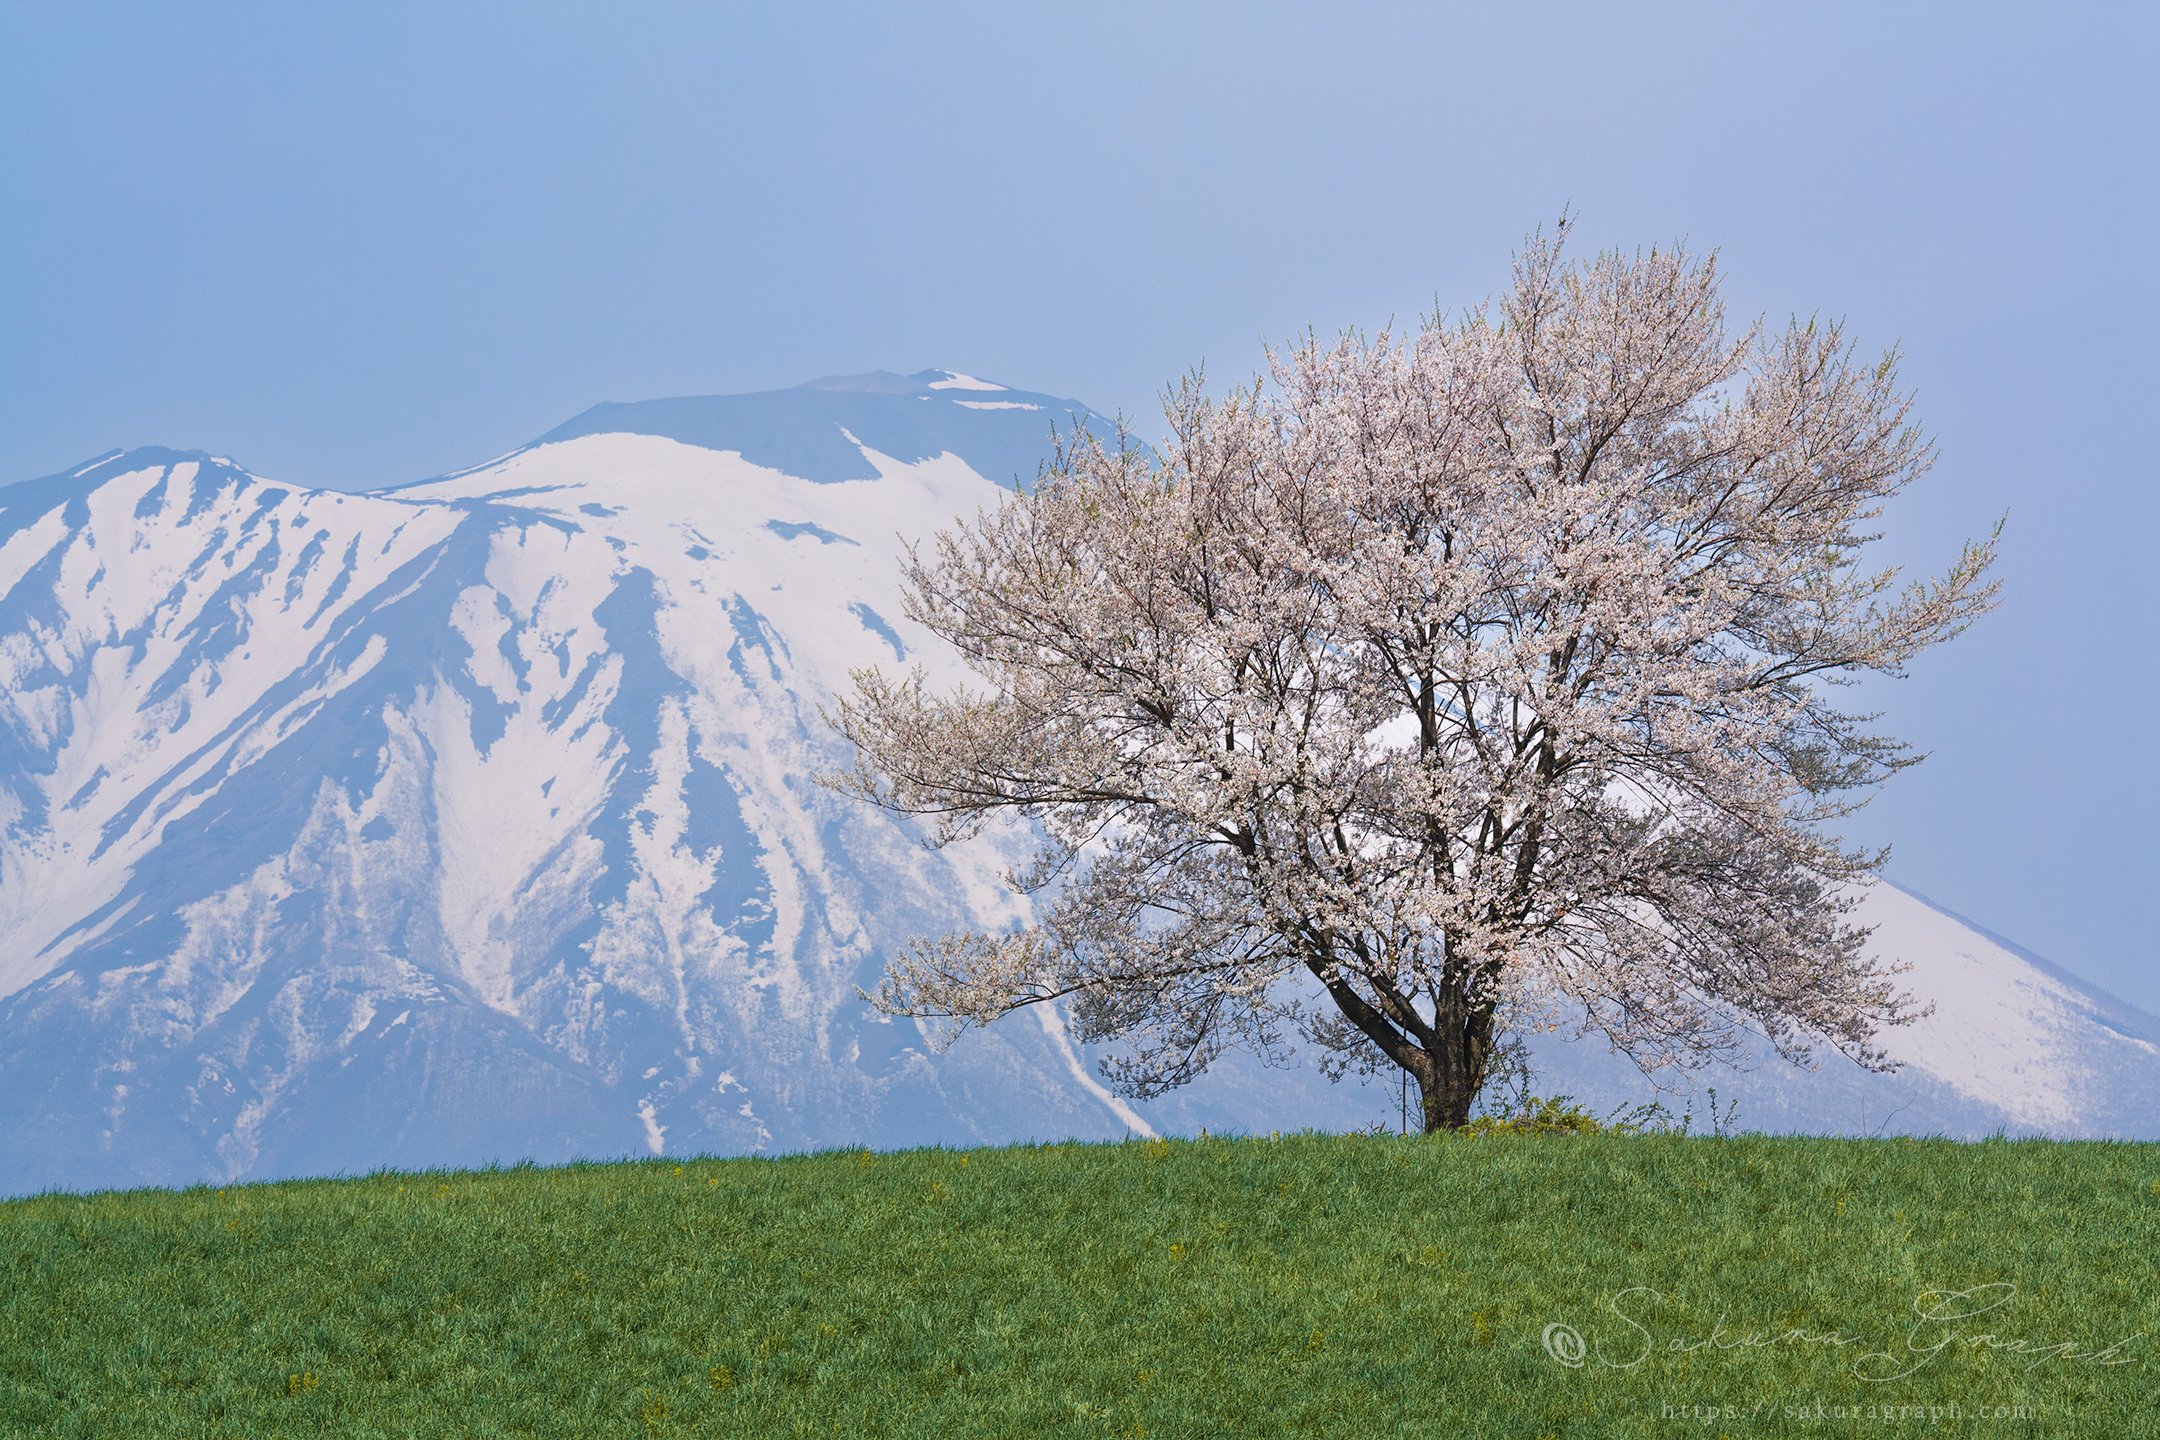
[1857,882,2140,1130]
[0,459,461,997]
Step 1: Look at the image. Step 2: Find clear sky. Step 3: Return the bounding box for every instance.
[4,2,2154,1010]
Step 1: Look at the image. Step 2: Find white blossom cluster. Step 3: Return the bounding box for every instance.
[828,223,1998,1128]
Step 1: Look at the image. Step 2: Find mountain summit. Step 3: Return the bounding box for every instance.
[1,375,2152,1196]
[511,369,1109,487]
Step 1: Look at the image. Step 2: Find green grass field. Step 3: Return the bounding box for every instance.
[3,1133,2154,1437]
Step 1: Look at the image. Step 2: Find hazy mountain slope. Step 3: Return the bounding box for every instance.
[1503,880,2160,1140]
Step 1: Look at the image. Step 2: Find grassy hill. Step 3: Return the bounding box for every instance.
[3,1132,2155,1437]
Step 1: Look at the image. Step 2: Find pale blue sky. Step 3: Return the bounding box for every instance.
[3,2,2154,1008]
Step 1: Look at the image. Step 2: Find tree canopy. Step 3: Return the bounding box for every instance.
[828,222,1998,1129]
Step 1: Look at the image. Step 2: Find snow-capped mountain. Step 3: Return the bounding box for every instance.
[0,371,1156,1195]
[2,368,2152,1195]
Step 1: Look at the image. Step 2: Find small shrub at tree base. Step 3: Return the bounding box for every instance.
[1457,1094,1606,1136]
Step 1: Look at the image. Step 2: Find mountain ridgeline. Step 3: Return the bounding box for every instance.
[2,370,2154,1195]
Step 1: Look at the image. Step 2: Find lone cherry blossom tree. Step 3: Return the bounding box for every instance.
[827,221,1999,1130]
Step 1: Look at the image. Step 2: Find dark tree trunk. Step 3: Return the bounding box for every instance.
[1414,992,1496,1132]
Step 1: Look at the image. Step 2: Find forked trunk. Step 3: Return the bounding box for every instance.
[1302,947,1499,1133]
